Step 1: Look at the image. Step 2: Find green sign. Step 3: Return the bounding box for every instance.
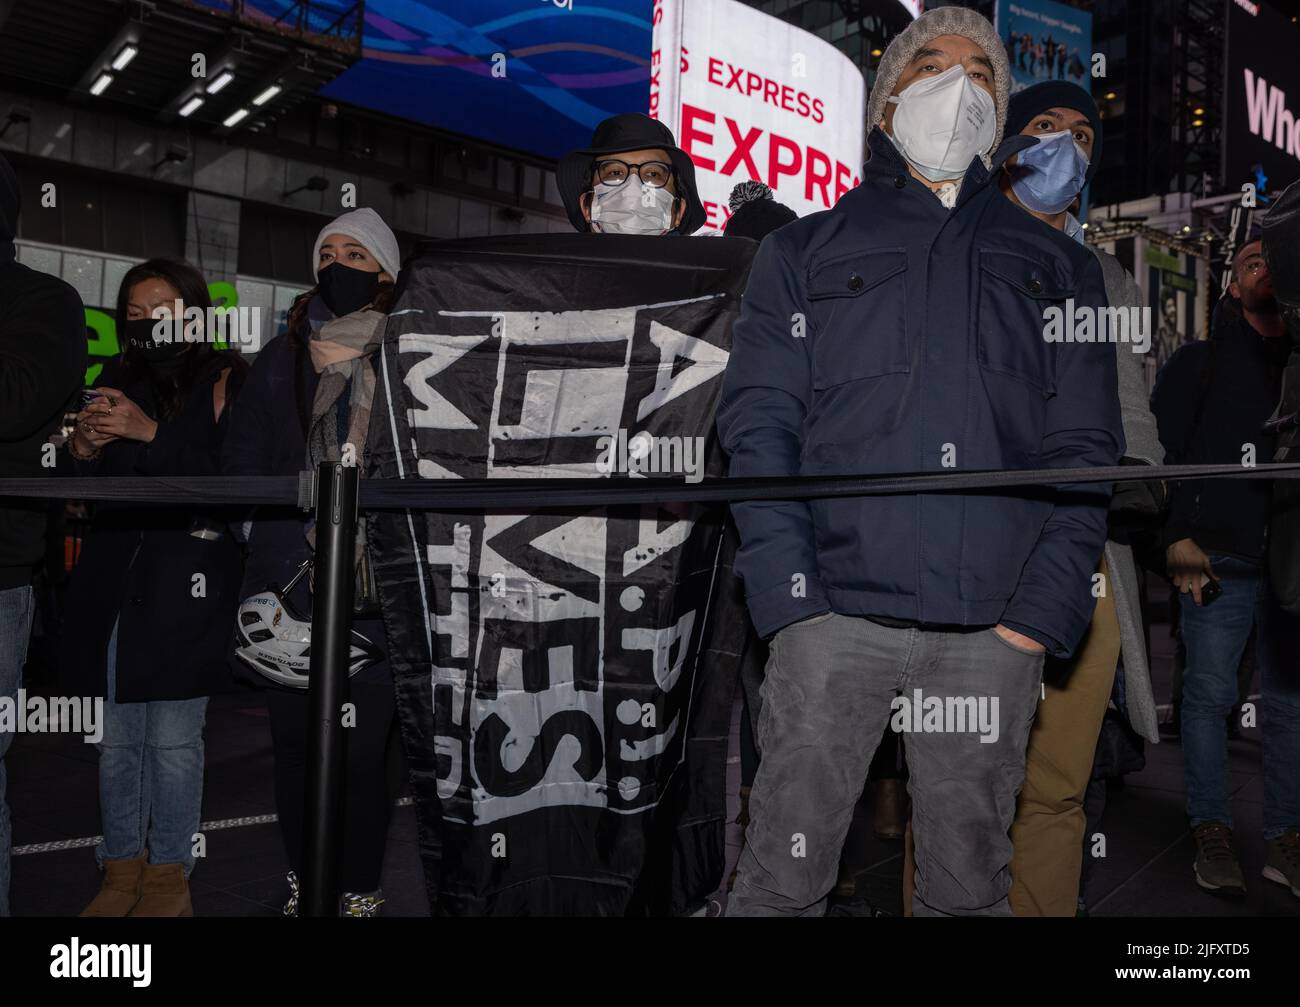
[1162,270,1197,293]
[1144,245,1181,272]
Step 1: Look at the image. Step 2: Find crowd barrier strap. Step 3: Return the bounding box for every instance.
[0,461,1297,510]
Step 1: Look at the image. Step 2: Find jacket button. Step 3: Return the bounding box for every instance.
[1028,278,1044,294]
[893,175,906,188]
[847,274,864,291]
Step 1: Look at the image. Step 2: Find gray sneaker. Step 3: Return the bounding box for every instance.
[1192,822,1246,897]
[1263,828,1300,898]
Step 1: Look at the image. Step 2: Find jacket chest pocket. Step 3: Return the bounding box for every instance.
[806,249,909,389]
[976,250,1072,395]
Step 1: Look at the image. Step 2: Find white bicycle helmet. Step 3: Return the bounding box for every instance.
[234,561,383,689]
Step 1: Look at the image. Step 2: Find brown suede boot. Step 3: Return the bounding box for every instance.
[128,862,193,917]
[79,853,147,917]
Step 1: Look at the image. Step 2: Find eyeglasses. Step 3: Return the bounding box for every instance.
[593,159,673,189]
[1239,257,1267,276]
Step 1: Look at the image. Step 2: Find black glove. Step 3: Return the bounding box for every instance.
[1110,477,1166,518]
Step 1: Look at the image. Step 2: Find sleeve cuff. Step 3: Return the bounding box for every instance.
[743,576,831,640]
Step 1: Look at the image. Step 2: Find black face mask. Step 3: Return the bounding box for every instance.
[122,317,191,369]
[317,262,380,317]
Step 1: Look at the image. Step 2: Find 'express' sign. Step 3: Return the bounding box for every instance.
[650,0,866,231]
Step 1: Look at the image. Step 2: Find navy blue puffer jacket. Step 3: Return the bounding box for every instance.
[717,128,1125,657]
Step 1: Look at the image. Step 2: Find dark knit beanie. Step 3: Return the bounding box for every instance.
[1005,81,1104,185]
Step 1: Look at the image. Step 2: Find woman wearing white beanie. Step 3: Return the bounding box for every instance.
[222,206,402,917]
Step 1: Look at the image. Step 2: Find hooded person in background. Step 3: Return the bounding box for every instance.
[558,112,706,236]
[223,207,402,917]
[717,7,1122,916]
[0,153,86,917]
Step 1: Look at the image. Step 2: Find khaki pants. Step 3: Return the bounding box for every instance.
[903,559,1120,916]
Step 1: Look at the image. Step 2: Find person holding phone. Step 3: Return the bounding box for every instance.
[62,257,247,917]
[1152,240,1300,900]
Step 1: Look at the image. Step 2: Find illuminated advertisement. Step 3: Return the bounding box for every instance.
[994,0,1092,94]
[650,0,867,230]
[1225,0,1300,196]
[244,0,656,160]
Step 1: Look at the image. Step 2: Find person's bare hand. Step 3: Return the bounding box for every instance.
[71,408,119,453]
[1167,537,1215,606]
[82,387,157,443]
[994,624,1046,654]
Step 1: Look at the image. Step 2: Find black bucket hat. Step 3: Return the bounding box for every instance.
[557,112,706,234]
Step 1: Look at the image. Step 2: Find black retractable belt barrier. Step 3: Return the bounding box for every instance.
[4,458,1300,911]
[4,461,1300,510]
[301,463,359,918]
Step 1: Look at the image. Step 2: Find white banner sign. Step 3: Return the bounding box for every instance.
[649,0,867,231]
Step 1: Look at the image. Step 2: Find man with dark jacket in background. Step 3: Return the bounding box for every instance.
[994,81,1165,916]
[0,152,87,915]
[1152,238,1300,900]
[717,8,1123,916]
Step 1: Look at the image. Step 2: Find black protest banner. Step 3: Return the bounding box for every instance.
[367,233,756,915]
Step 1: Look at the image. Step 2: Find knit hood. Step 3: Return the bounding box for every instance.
[865,7,1010,168]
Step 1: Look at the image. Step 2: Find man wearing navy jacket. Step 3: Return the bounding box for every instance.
[717,8,1123,916]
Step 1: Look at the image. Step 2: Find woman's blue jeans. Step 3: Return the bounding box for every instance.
[96,620,208,874]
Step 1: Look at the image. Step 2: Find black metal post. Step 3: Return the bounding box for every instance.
[301,462,358,917]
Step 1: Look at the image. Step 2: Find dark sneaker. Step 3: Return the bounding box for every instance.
[340,889,385,917]
[1263,828,1300,898]
[1192,822,1246,897]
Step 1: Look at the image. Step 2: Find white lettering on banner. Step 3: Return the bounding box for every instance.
[1244,70,1300,161]
[400,299,728,825]
[650,0,865,230]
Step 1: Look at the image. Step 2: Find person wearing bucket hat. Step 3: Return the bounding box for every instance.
[717,8,1124,916]
[557,112,706,235]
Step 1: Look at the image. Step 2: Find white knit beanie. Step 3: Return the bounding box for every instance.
[865,7,1011,163]
[311,207,401,281]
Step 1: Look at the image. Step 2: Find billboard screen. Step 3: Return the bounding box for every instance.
[994,0,1093,94]
[650,0,866,231]
[215,0,655,161]
[1225,0,1300,196]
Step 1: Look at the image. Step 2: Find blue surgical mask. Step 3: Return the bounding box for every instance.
[1009,130,1089,214]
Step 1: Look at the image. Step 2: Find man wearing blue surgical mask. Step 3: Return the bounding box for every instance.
[994,81,1168,916]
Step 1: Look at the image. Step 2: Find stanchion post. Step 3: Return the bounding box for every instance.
[301,461,359,917]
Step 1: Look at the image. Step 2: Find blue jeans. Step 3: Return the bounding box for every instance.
[96,620,208,874]
[0,585,35,917]
[1180,556,1300,838]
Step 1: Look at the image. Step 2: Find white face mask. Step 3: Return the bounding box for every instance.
[589,181,676,235]
[886,63,997,182]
